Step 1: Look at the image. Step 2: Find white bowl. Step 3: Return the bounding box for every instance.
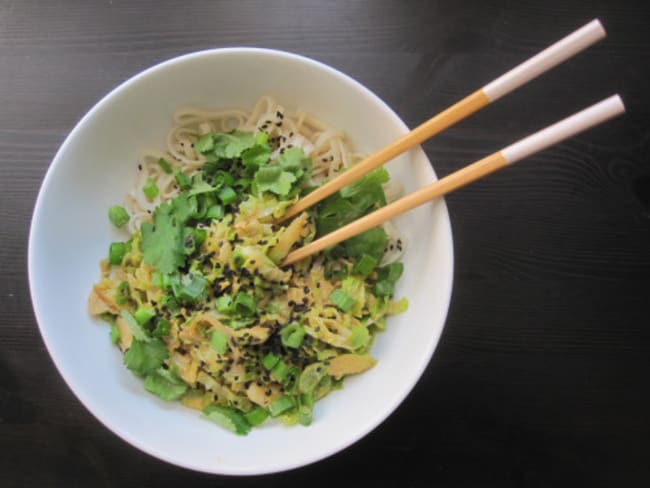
[28,48,454,475]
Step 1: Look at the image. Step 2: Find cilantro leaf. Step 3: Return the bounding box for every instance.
[342,227,388,261]
[254,167,297,196]
[194,133,215,153]
[242,144,272,169]
[144,368,188,400]
[276,147,312,180]
[141,195,198,274]
[123,338,168,376]
[212,131,256,159]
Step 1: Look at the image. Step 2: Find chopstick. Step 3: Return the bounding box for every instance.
[281,95,625,266]
[280,19,606,221]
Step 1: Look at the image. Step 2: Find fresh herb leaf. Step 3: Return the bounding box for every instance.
[212,131,256,159]
[141,202,185,274]
[123,338,168,376]
[342,227,388,261]
[242,144,271,169]
[144,368,187,400]
[276,147,312,180]
[194,133,215,153]
[254,167,297,196]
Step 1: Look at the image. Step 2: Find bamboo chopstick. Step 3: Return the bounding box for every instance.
[281,95,625,266]
[280,19,606,221]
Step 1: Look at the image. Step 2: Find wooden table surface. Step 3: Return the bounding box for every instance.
[2,1,649,486]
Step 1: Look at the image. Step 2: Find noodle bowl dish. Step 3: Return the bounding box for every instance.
[28,48,454,474]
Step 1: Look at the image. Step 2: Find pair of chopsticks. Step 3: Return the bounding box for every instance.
[281,19,624,266]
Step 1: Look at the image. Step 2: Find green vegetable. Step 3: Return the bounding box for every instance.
[203,405,251,436]
[141,202,186,274]
[144,368,187,400]
[123,338,168,376]
[272,360,290,382]
[143,178,159,200]
[298,363,326,394]
[233,292,256,316]
[262,352,280,370]
[244,406,269,427]
[254,166,296,196]
[172,273,208,303]
[348,326,370,349]
[216,295,233,314]
[115,281,130,305]
[329,289,355,312]
[268,395,296,417]
[174,170,191,190]
[120,310,150,342]
[218,186,237,205]
[152,318,170,337]
[298,393,314,426]
[212,131,257,159]
[134,307,156,326]
[109,242,128,265]
[194,133,215,153]
[242,144,271,169]
[374,263,404,297]
[206,204,224,220]
[352,253,378,277]
[108,205,130,228]
[210,330,229,355]
[343,228,388,262]
[280,323,306,349]
[109,324,120,345]
[158,157,173,174]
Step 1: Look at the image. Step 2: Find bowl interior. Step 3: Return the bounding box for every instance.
[29,48,453,475]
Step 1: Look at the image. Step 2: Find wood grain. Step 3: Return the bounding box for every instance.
[2,0,650,486]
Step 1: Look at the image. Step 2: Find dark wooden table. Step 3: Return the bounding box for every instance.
[2,1,649,486]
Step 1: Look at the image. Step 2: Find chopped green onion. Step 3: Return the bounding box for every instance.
[268,395,296,417]
[348,326,370,349]
[172,273,207,303]
[352,253,378,277]
[218,186,237,205]
[206,204,224,220]
[108,242,128,265]
[280,323,306,349]
[298,393,314,426]
[262,352,280,370]
[210,330,229,355]
[329,289,355,312]
[115,281,130,305]
[244,406,269,427]
[298,363,326,394]
[216,295,233,314]
[158,157,173,174]
[108,205,129,228]
[143,178,159,200]
[203,405,251,436]
[109,324,120,345]
[134,307,156,326]
[234,292,256,316]
[120,310,150,342]
[272,360,290,382]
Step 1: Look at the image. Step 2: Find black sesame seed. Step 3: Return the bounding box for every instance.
[138,164,142,170]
